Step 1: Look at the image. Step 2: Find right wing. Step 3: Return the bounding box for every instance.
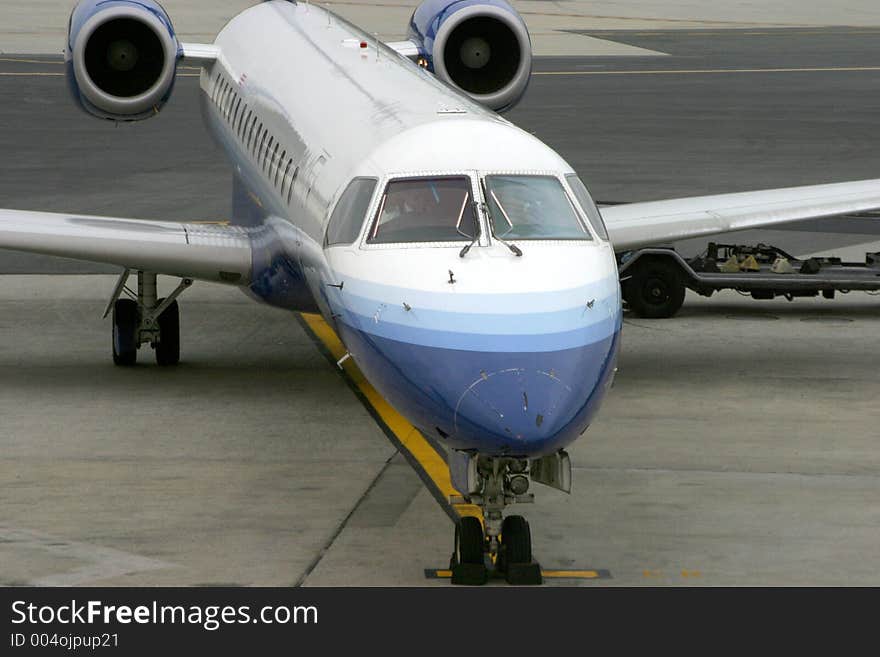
[601,179,880,251]
[0,209,252,284]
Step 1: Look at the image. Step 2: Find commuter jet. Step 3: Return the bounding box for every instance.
[2,0,880,584]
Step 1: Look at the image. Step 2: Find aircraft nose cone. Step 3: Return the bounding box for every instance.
[453,366,583,445]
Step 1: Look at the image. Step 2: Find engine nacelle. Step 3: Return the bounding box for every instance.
[65,0,180,121]
[407,0,532,112]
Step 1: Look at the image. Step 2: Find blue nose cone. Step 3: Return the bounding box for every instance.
[338,324,621,458]
[446,338,620,455]
[453,367,581,444]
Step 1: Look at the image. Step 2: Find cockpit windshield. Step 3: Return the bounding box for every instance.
[367,177,478,244]
[484,175,592,241]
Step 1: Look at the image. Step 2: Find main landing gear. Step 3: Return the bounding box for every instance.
[448,452,571,585]
[104,270,193,366]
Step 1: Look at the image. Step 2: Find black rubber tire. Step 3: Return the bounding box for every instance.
[155,299,180,366]
[501,515,532,565]
[623,258,686,319]
[455,516,484,565]
[112,298,138,366]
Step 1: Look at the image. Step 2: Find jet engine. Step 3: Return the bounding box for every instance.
[407,0,532,112]
[65,0,181,121]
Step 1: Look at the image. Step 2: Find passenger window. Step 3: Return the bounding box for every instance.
[247,117,257,149]
[276,150,286,187]
[368,177,478,244]
[264,137,274,171]
[270,143,280,181]
[236,104,246,134]
[281,160,293,196]
[326,178,378,246]
[287,165,299,204]
[565,174,608,240]
[257,128,266,159]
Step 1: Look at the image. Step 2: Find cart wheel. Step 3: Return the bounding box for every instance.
[623,258,686,318]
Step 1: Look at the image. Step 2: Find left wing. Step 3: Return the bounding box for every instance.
[601,179,880,251]
[0,209,252,284]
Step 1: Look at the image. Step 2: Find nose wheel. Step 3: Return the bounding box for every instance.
[449,457,542,585]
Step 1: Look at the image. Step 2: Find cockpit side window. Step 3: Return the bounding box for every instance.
[325,178,378,247]
[566,174,609,240]
[367,177,478,244]
[484,175,592,241]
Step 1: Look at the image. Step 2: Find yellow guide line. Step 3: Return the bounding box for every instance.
[0,57,201,71]
[6,67,880,80]
[0,72,64,77]
[0,57,65,65]
[602,30,880,37]
[299,313,481,522]
[535,65,880,76]
[429,569,604,579]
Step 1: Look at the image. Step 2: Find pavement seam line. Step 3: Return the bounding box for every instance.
[292,453,398,587]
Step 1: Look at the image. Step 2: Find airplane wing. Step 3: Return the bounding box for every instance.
[0,209,252,284]
[601,179,880,251]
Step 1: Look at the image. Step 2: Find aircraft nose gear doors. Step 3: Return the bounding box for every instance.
[449,455,554,585]
[104,269,193,366]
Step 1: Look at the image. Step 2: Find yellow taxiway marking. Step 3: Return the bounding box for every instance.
[427,569,606,579]
[0,57,201,71]
[0,72,64,77]
[600,30,880,36]
[299,313,481,521]
[535,65,880,76]
[0,57,64,65]
[541,570,604,579]
[6,67,880,80]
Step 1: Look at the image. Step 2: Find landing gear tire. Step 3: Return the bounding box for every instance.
[455,516,484,565]
[154,299,180,366]
[623,258,686,319]
[451,516,488,585]
[112,298,138,366]
[500,515,541,584]
[501,515,532,565]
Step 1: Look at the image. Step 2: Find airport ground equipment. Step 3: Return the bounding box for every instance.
[618,242,880,318]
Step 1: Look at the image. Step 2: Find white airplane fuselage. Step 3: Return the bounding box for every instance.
[201,1,621,458]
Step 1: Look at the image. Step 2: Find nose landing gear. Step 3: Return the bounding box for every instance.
[449,456,543,585]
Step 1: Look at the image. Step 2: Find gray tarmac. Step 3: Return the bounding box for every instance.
[1,29,879,586]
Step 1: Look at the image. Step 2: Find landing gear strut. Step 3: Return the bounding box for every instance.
[105,269,192,366]
[449,456,544,585]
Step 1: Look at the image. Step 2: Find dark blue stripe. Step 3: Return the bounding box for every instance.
[338,321,621,457]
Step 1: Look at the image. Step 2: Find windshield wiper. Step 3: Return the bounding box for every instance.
[486,193,523,257]
[459,236,478,258]
[494,234,523,257]
[457,196,480,258]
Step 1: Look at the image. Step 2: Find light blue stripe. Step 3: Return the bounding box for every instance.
[339,310,621,352]
[341,291,619,335]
